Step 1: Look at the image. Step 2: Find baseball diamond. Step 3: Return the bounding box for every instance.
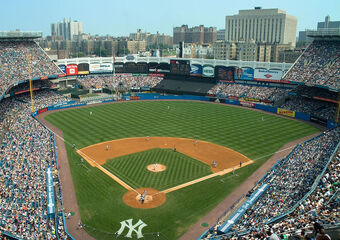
[41,100,319,239]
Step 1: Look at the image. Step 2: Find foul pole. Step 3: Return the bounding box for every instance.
[27,54,35,113]
[337,92,340,123]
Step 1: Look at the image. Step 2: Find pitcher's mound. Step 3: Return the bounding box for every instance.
[123,188,166,209]
[147,164,166,172]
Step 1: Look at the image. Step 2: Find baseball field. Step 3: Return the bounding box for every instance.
[44,101,319,239]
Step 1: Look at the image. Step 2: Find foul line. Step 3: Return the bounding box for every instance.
[77,150,135,192]
[159,160,254,195]
[41,123,138,194]
[43,122,307,198]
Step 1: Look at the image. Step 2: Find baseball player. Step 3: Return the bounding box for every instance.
[212,160,217,168]
[232,167,235,174]
[140,194,145,204]
[174,145,176,152]
[146,136,149,141]
[240,161,242,167]
[154,163,157,171]
[106,145,109,151]
[195,139,198,146]
[90,111,92,116]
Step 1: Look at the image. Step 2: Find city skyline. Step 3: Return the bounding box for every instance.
[1,0,339,37]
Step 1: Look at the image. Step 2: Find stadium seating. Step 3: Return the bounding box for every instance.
[0,90,68,239]
[208,83,290,102]
[281,98,337,120]
[0,41,62,97]
[76,74,163,90]
[204,128,339,240]
[153,79,216,95]
[284,40,340,89]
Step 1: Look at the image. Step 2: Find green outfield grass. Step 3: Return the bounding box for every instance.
[45,101,319,239]
[103,148,212,190]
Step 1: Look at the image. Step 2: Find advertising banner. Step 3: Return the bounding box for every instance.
[113,63,124,68]
[38,108,47,114]
[216,66,234,81]
[234,67,254,80]
[58,65,66,73]
[239,100,255,108]
[243,97,260,102]
[148,73,164,77]
[202,65,215,78]
[254,69,283,81]
[89,63,113,73]
[78,63,89,75]
[277,108,295,117]
[66,64,78,75]
[190,64,203,76]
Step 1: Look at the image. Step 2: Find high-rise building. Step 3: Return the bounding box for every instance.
[217,29,226,41]
[225,7,297,46]
[127,40,146,54]
[317,16,340,29]
[213,40,292,62]
[51,18,83,40]
[173,25,217,45]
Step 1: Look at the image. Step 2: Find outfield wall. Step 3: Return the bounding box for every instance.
[33,94,336,129]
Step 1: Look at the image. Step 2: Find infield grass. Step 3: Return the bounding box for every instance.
[103,148,212,190]
[45,101,319,239]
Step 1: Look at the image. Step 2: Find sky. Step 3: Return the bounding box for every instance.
[1,0,339,37]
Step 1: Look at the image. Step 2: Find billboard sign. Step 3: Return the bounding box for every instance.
[234,67,254,80]
[277,108,295,118]
[125,55,135,61]
[66,64,78,75]
[89,63,113,73]
[58,65,66,74]
[190,64,202,76]
[202,65,215,77]
[254,69,283,81]
[78,63,89,75]
[216,66,235,81]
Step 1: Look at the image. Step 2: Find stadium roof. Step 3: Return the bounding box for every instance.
[306,28,340,40]
[0,31,42,40]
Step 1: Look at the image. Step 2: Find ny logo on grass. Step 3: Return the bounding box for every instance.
[116,218,147,239]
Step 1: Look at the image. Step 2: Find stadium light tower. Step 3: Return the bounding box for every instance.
[26,54,35,113]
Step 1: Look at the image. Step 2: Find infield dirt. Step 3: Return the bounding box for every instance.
[77,136,251,173]
[77,136,253,209]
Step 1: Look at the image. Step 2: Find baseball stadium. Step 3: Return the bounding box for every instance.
[0,29,339,240]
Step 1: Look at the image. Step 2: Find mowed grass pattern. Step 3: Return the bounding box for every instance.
[46,101,317,160]
[45,101,319,240]
[103,148,212,190]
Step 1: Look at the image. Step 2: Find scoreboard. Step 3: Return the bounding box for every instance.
[122,62,148,73]
[170,59,190,76]
[216,66,235,81]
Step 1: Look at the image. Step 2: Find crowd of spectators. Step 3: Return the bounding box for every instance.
[205,128,339,240]
[284,40,340,89]
[281,97,337,120]
[0,41,63,96]
[0,90,68,239]
[76,74,163,90]
[291,86,338,101]
[208,83,290,102]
